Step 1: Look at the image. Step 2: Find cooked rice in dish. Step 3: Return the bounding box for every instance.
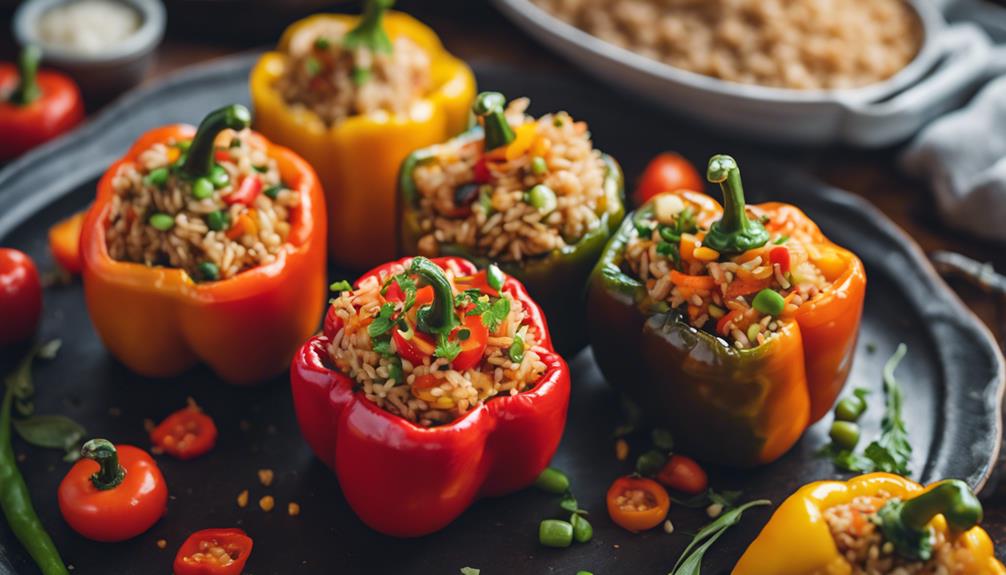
[825,492,971,574]
[105,129,298,281]
[327,258,548,426]
[624,193,834,349]
[411,97,608,263]
[276,18,431,126]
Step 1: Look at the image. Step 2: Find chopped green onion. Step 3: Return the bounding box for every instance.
[192,177,214,200]
[352,67,371,85]
[487,264,504,291]
[752,289,785,317]
[478,186,493,215]
[144,167,169,188]
[209,164,230,188]
[264,185,283,200]
[539,519,573,548]
[534,467,570,494]
[531,156,547,175]
[196,262,219,282]
[314,36,331,50]
[774,235,789,245]
[526,184,557,214]
[148,213,174,231]
[330,280,352,292]
[206,210,229,232]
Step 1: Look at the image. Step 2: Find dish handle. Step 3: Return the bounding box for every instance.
[839,23,991,147]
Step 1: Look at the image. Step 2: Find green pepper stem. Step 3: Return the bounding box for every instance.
[410,257,458,336]
[80,439,126,491]
[9,45,42,106]
[179,105,252,180]
[900,480,983,533]
[343,0,395,54]
[701,154,769,255]
[473,92,515,151]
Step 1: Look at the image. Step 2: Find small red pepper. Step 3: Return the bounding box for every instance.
[150,404,218,460]
[57,439,167,542]
[224,174,263,206]
[769,246,791,274]
[173,528,253,575]
[290,256,570,536]
[0,248,42,346]
[0,46,84,161]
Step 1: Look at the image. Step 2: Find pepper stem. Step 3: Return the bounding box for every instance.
[343,0,395,54]
[701,154,769,255]
[473,92,515,151]
[9,45,42,106]
[410,257,458,336]
[180,104,252,180]
[80,438,126,491]
[878,479,983,561]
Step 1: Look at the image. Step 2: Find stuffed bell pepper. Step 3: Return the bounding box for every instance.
[80,104,327,384]
[586,154,865,467]
[734,473,1005,575]
[290,256,570,536]
[399,91,625,354]
[250,0,476,269]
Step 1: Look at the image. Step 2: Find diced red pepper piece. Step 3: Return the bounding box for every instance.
[224,175,262,206]
[769,246,791,273]
[473,157,491,184]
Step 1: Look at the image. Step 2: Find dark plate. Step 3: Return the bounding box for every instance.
[0,54,1002,575]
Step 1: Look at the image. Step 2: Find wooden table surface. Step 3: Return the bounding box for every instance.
[3,0,1006,562]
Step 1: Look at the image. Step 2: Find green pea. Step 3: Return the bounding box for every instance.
[533,467,570,494]
[526,184,557,214]
[835,395,867,422]
[752,288,785,317]
[148,213,174,231]
[571,514,593,543]
[539,519,573,548]
[636,449,668,477]
[829,421,860,450]
[531,156,548,175]
[206,210,230,232]
[144,167,169,188]
[264,185,283,200]
[209,164,230,188]
[508,334,525,363]
[192,177,214,200]
[196,262,219,282]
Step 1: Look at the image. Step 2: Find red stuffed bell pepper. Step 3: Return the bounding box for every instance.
[291,256,570,536]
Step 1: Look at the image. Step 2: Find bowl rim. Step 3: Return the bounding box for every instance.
[494,0,946,105]
[12,0,166,65]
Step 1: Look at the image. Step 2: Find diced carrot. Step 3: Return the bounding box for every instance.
[226,212,258,240]
[725,276,772,299]
[669,270,716,291]
[680,233,698,261]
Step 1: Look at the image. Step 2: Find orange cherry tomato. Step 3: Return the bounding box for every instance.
[58,440,167,542]
[656,455,709,495]
[606,475,671,532]
[48,209,87,274]
[635,152,704,206]
[150,405,218,460]
[0,248,42,346]
[173,528,253,575]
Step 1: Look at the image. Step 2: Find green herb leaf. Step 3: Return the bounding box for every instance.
[304,56,322,77]
[560,493,579,514]
[352,66,371,86]
[481,297,511,332]
[368,303,397,338]
[865,343,911,475]
[12,415,85,453]
[314,36,331,50]
[773,235,789,245]
[329,280,353,292]
[669,499,771,575]
[435,333,462,361]
[387,357,404,385]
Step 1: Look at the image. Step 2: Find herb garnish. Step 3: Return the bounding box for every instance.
[329,280,352,292]
[669,499,771,575]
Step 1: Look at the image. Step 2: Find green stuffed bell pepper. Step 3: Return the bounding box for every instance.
[398,91,625,355]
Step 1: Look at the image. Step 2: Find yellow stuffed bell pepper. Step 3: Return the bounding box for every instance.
[734,473,1005,575]
[250,0,476,269]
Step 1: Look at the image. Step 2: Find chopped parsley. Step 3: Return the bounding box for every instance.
[329,280,352,292]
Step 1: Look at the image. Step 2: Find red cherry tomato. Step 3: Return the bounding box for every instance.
[173,528,253,575]
[150,405,218,460]
[0,248,42,346]
[769,246,791,274]
[48,210,87,274]
[58,441,167,542]
[635,152,704,206]
[656,454,709,495]
[224,174,262,206]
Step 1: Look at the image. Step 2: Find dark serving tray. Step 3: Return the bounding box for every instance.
[0,54,1002,575]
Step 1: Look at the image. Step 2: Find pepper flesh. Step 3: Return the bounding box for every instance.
[586,190,866,467]
[250,11,476,269]
[289,256,570,536]
[733,473,1006,575]
[80,122,327,385]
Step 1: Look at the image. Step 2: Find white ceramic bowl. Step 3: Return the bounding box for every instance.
[494,0,994,146]
[13,0,166,100]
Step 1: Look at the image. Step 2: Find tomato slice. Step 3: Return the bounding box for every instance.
[606,476,671,532]
[150,406,218,460]
[173,528,253,575]
[224,174,262,206]
[48,209,87,274]
[656,455,709,495]
[635,152,704,206]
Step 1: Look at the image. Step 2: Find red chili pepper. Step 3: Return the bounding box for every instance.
[173,528,253,575]
[473,156,491,184]
[290,256,570,536]
[150,405,218,460]
[656,454,708,495]
[57,440,167,542]
[224,174,263,206]
[0,248,42,346]
[0,46,84,161]
[770,246,791,274]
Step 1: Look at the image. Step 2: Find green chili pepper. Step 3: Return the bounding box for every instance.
[79,439,126,491]
[410,257,459,337]
[148,213,174,231]
[472,92,515,151]
[179,105,252,181]
[197,262,220,282]
[192,177,214,200]
[342,0,395,54]
[144,167,169,188]
[539,519,573,548]
[1,347,70,575]
[534,467,570,494]
[752,289,785,317]
[702,155,768,255]
[878,479,983,561]
[828,421,860,450]
[571,513,593,543]
[9,46,42,106]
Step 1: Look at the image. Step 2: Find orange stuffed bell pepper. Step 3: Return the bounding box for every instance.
[586,154,866,467]
[734,473,1005,575]
[250,0,476,269]
[80,104,327,384]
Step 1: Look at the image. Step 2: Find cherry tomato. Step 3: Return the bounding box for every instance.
[0,248,42,346]
[635,152,704,206]
[150,405,218,460]
[48,210,87,274]
[656,455,709,495]
[224,174,262,206]
[769,246,791,274]
[173,528,253,575]
[58,441,167,542]
[606,475,671,532]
